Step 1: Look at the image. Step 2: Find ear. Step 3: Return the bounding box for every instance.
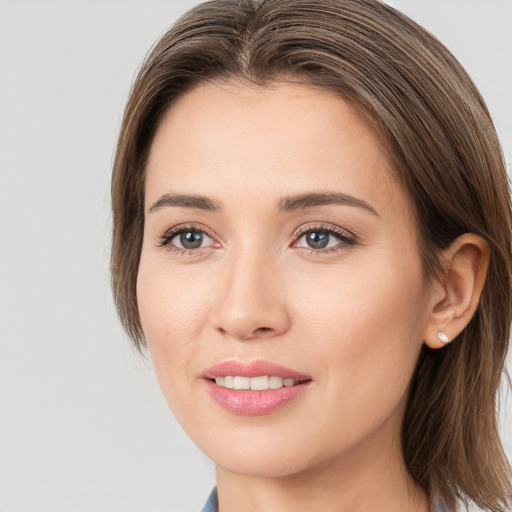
[423,233,490,349]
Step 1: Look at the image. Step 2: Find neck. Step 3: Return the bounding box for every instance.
[215,414,429,512]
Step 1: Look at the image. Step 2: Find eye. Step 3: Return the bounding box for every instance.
[293,224,357,254]
[298,230,335,250]
[158,225,217,253]
[174,230,212,249]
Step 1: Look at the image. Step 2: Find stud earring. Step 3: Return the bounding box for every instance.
[437,330,450,344]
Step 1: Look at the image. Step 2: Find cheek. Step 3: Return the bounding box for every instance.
[136,257,217,424]
[136,256,212,368]
[290,254,427,399]
[293,257,426,338]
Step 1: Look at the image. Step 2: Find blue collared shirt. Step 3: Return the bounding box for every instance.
[201,488,218,512]
[200,488,452,511]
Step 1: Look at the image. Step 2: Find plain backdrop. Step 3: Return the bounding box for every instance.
[0,1,511,511]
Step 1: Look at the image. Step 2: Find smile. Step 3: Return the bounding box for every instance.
[203,360,312,415]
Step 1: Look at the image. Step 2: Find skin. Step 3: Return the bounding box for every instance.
[137,81,489,512]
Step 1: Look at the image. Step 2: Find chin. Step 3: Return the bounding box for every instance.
[213,452,316,479]
[193,429,329,478]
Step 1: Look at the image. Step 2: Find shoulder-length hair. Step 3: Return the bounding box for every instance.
[111,0,512,509]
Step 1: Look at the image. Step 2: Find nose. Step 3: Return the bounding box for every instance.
[212,248,291,341]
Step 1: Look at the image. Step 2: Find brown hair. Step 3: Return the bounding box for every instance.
[111,0,512,509]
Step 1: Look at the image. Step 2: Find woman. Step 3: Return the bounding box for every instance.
[111,0,512,510]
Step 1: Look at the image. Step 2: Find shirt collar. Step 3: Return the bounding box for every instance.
[201,487,453,512]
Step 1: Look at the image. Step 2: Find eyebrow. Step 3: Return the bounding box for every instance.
[148,191,379,217]
[149,193,222,214]
[276,192,379,217]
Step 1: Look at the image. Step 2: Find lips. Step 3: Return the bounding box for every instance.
[202,360,312,415]
[203,360,311,380]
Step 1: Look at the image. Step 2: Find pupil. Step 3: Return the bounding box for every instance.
[180,231,203,249]
[307,231,329,249]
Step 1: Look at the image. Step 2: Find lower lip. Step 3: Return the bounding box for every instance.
[204,379,311,415]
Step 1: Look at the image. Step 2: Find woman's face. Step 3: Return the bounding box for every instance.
[137,81,433,477]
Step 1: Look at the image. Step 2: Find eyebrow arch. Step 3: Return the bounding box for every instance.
[277,192,379,217]
[148,191,379,217]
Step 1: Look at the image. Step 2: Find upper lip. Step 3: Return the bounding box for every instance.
[203,359,311,381]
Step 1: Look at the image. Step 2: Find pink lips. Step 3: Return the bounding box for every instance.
[203,360,312,416]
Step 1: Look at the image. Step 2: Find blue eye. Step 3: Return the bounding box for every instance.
[158,226,215,252]
[299,230,334,249]
[294,225,357,254]
[175,230,213,249]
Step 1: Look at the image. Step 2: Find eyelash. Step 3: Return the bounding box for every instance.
[292,223,358,255]
[157,224,219,256]
[157,222,358,257]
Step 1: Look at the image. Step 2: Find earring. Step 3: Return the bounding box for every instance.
[437,330,450,344]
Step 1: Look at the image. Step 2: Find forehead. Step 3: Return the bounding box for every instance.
[145,80,409,222]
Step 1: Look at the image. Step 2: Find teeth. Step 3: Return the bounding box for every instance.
[250,376,269,390]
[269,376,284,389]
[214,376,299,390]
[233,376,250,390]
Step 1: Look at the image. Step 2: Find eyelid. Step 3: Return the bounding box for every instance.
[292,222,357,243]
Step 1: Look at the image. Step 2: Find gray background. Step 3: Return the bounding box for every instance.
[0,1,511,511]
